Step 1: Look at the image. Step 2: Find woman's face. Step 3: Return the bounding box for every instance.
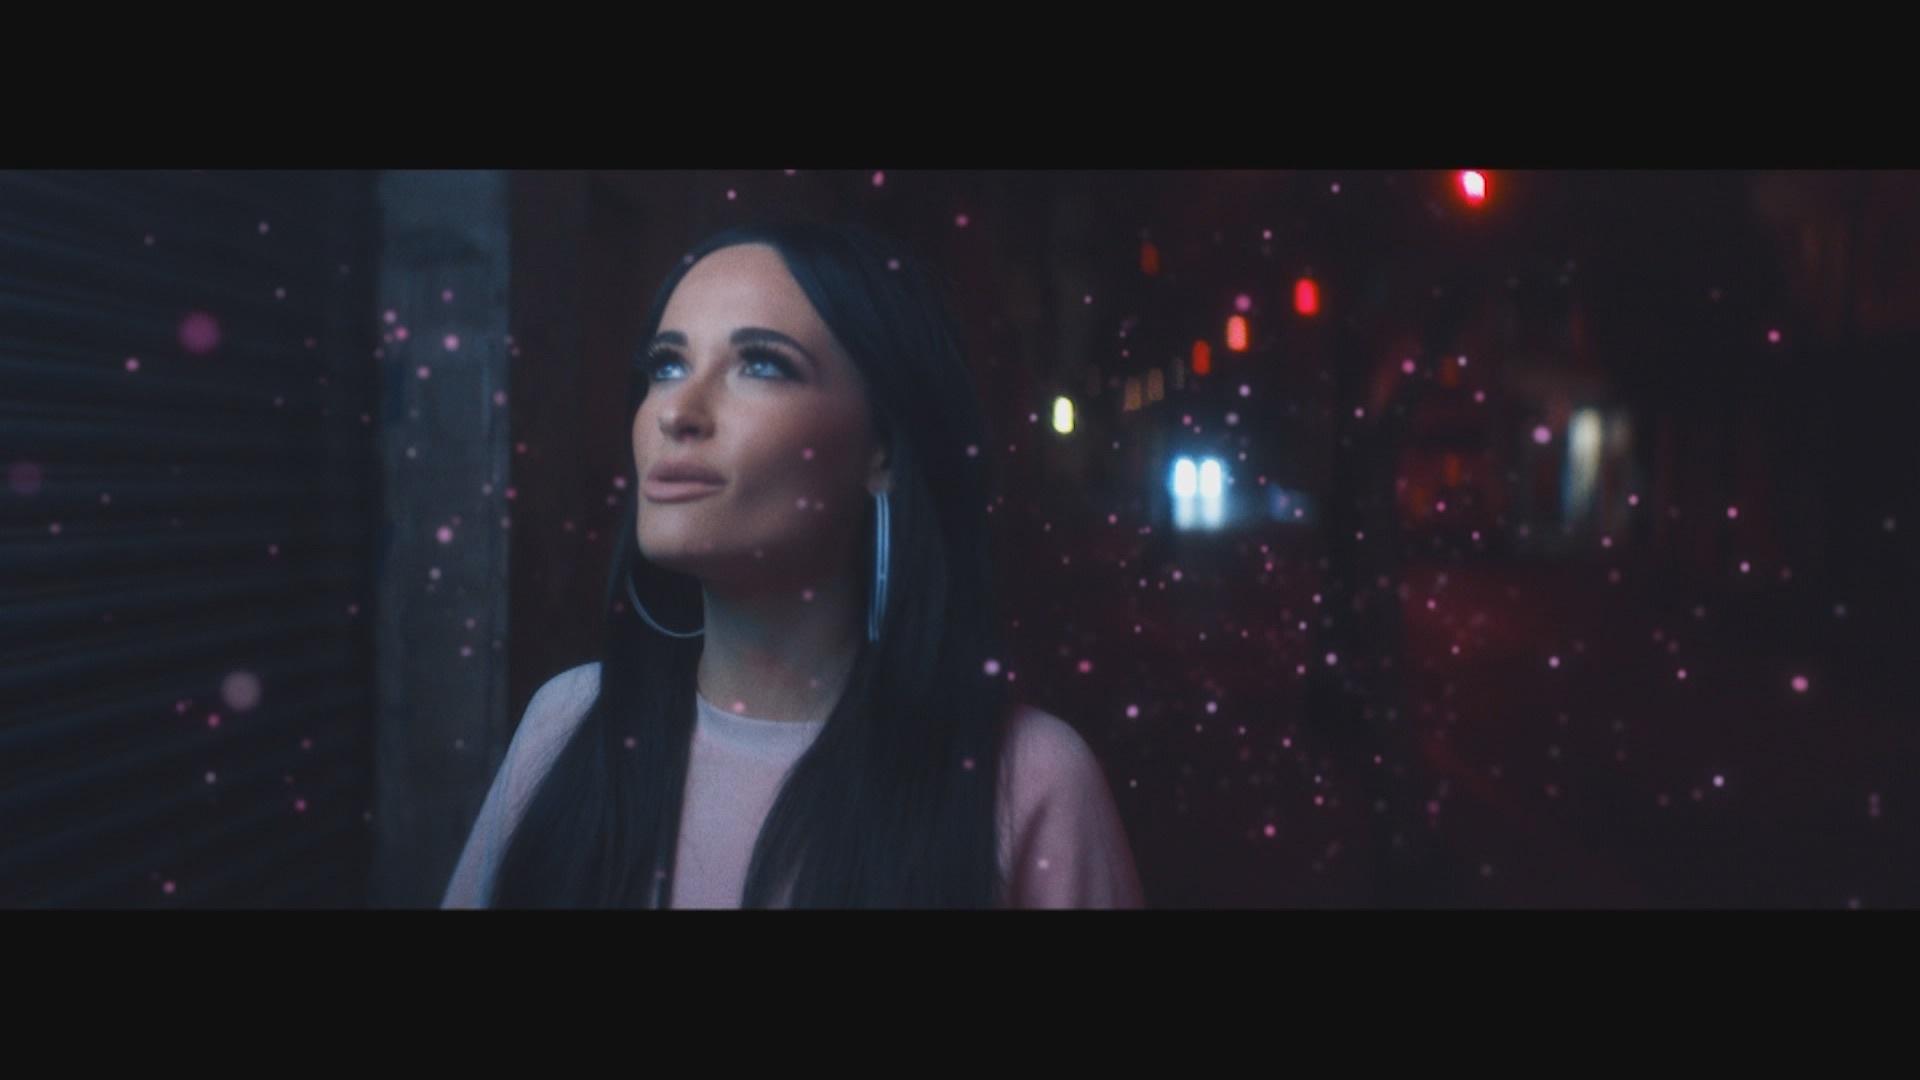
[633,243,888,588]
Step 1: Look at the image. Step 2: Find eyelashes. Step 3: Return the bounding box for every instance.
[641,346,799,383]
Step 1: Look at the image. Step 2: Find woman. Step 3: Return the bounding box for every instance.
[441,220,1144,908]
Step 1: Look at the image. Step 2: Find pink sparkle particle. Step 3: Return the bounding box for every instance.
[1325,652,1339,666]
[207,713,221,728]
[428,567,441,581]
[493,390,507,406]
[1263,824,1277,838]
[1435,500,1447,513]
[725,189,737,201]
[1239,384,1251,397]
[1767,329,1782,344]
[124,356,140,372]
[416,365,431,380]
[624,735,637,750]
[1313,795,1325,807]
[443,334,460,351]
[801,588,815,602]
[294,799,307,812]
[178,312,222,354]
[9,462,44,495]
[1235,293,1252,312]
[162,881,176,895]
[955,213,969,228]
[1532,425,1551,445]
[983,658,1001,676]
[220,671,263,712]
[383,310,398,325]
[1740,561,1751,574]
[1677,668,1688,680]
[1401,358,1417,375]
[1713,774,1725,788]
[1628,493,1640,507]
[504,487,517,501]
[871,171,885,187]
[436,526,453,543]
[1727,505,1739,520]
[1792,675,1809,693]
[1125,704,1139,719]
[965,444,978,458]
[441,289,454,302]
[1473,389,1486,403]
[1077,660,1093,674]
[205,771,217,784]
[1549,656,1561,669]
[394,326,409,342]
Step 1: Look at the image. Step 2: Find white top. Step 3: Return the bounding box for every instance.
[441,662,1146,909]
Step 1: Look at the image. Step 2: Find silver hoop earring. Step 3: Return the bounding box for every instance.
[867,489,890,645]
[625,568,704,638]
[625,488,892,644]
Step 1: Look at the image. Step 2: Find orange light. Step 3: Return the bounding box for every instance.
[1140,241,1161,276]
[1191,340,1211,376]
[1458,170,1489,206]
[1444,454,1463,487]
[1226,315,1249,352]
[1294,277,1320,317]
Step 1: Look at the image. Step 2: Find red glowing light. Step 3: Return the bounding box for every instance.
[1294,277,1320,317]
[1459,170,1489,205]
[1191,340,1211,376]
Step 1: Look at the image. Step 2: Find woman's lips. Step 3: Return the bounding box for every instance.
[642,478,725,503]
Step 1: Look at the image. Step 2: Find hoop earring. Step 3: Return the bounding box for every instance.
[625,488,891,644]
[867,489,890,645]
[625,568,703,638]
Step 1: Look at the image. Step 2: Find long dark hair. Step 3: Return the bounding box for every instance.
[491,221,1013,908]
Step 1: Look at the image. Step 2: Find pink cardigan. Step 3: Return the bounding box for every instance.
[441,663,1145,909]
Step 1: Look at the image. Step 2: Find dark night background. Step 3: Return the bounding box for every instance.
[3,169,1915,908]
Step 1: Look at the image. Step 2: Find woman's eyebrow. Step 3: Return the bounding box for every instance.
[647,327,821,376]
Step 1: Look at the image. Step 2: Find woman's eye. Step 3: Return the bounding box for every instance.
[644,349,795,382]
